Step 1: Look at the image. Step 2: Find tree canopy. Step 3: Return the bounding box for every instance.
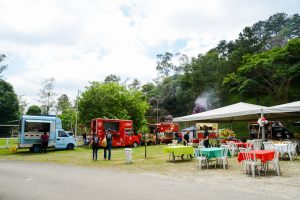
[0,79,19,123]
[26,105,42,115]
[78,82,149,131]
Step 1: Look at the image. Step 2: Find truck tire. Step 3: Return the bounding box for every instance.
[132,142,138,148]
[66,144,74,150]
[32,145,41,153]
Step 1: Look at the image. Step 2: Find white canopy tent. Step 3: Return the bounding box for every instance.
[173,101,300,141]
[264,100,300,115]
[173,102,266,123]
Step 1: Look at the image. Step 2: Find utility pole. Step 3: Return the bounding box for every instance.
[75,90,80,138]
[156,99,159,124]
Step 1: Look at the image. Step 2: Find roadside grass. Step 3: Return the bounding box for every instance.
[1,144,299,177]
[0,138,18,147]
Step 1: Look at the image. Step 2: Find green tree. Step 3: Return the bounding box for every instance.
[56,94,75,130]
[26,105,42,115]
[223,38,300,103]
[0,79,19,123]
[59,108,76,131]
[56,94,72,114]
[79,82,149,131]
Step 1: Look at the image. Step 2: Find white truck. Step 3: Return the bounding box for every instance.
[18,115,76,153]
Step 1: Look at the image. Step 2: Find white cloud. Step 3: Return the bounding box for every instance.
[0,0,299,107]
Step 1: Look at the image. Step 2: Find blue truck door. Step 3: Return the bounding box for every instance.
[56,130,68,149]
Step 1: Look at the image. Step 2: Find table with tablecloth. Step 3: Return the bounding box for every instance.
[235,142,253,148]
[163,146,194,161]
[274,144,288,156]
[237,150,275,163]
[198,147,231,159]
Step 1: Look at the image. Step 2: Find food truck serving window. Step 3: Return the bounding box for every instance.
[25,120,51,133]
[104,122,119,132]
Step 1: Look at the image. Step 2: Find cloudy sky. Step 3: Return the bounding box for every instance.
[1,0,299,107]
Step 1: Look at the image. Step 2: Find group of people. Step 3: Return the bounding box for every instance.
[39,129,113,160]
[90,129,113,161]
[183,126,210,148]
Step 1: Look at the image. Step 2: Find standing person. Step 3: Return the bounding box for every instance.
[40,131,49,153]
[203,126,209,148]
[183,130,190,146]
[82,132,87,147]
[90,133,99,160]
[104,129,113,160]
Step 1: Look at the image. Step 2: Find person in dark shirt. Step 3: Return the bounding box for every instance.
[82,132,87,147]
[90,133,99,160]
[104,129,113,160]
[183,131,190,146]
[203,126,209,148]
[40,131,49,153]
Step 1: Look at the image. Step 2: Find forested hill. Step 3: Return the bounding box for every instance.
[143,12,300,119]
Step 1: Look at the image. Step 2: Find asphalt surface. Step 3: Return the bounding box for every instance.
[0,160,296,200]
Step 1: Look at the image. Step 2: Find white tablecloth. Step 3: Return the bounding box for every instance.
[274,144,288,155]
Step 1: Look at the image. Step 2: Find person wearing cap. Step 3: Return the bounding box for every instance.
[104,128,113,160]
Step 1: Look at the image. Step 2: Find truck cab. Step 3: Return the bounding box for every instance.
[18,115,76,152]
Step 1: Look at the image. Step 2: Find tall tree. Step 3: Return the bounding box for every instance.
[38,78,56,115]
[56,94,72,114]
[0,79,19,123]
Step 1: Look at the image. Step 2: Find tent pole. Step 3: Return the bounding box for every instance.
[261,109,265,141]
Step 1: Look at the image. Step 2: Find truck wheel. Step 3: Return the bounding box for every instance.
[32,145,41,153]
[66,144,74,150]
[132,142,138,148]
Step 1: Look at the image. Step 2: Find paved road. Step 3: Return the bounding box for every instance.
[0,160,295,200]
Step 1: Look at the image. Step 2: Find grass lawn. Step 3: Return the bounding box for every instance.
[1,144,299,178]
[0,145,182,173]
[0,138,18,147]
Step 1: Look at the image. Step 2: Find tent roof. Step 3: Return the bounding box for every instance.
[263,100,300,120]
[264,101,300,114]
[173,102,266,123]
[173,101,300,123]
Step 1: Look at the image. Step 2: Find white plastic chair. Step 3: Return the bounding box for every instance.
[286,143,294,161]
[267,150,280,176]
[228,141,238,156]
[263,142,275,150]
[291,141,298,160]
[195,146,208,170]
[244,151,261,178]
[217,146,229,169]
[198,140,204,147]
[253,139,262,150]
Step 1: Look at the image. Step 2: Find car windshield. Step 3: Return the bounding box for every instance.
[66,131,74,136]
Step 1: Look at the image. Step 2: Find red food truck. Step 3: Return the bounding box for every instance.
[90,118,140,147]
[148,122,179,144]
